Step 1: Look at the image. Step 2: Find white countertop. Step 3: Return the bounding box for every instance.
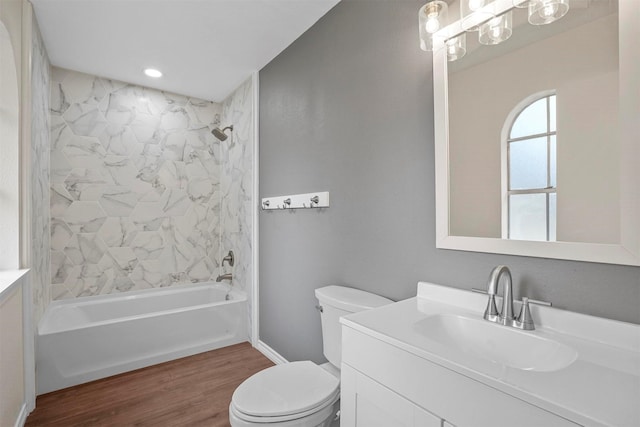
[0,269,29,300]
[341,282,640,427]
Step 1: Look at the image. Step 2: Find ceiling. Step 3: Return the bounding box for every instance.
[31,0,340,102]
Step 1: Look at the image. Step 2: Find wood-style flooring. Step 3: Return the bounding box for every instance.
[25,342,274,427]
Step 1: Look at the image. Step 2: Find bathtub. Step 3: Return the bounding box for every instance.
[36,283,247,395]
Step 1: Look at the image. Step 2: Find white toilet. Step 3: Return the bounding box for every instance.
[229,286,393,427]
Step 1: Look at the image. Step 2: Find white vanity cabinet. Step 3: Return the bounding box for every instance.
[340,326,579,427]
[340,283,640,427]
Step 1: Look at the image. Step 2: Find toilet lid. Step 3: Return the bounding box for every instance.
[232,361,340,418]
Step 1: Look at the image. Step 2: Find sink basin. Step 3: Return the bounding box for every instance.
[414,314,578,372]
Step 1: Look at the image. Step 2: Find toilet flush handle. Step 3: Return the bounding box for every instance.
[315,305,323,313]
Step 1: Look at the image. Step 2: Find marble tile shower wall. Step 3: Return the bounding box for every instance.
[31,17,51,322]
[49,67,224,299]
[220,77,253,329]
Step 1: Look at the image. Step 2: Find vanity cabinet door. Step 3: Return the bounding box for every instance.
[341,364,441,427]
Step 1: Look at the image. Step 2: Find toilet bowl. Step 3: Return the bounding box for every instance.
[229,286,393,426]
[229,361,340,427]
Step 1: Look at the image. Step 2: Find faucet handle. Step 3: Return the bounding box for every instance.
[516,297,535,330]
[515,297,551,330]
[525,298,551,307]
[472,288,500,321]
[484,294,500,322]
[222,250,234,267]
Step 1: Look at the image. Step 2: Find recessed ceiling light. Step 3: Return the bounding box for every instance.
[144,68,162,78]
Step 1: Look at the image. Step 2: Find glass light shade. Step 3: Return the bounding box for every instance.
[479,12,512,45]
[446,34,467,61]
[418,1,448,52]
[528,0,569,25]
[460,0,495,31]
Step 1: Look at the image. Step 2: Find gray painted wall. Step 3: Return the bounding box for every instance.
[259,0,640,364]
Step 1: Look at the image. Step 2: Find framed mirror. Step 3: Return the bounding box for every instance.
[432,0,639,265]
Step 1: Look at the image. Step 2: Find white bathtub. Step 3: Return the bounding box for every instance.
[36,283,247,395]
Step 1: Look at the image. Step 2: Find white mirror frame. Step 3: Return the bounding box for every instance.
[433,0,640,266]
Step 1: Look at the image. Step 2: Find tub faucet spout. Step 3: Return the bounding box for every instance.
[216,273,232,282]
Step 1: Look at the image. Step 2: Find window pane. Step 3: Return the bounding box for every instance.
[549,193,556,242]
[509,137,547,190]
[549,95,556,132]
[509,193,547,241]
[510,98,547,139]
[550,135,556,188]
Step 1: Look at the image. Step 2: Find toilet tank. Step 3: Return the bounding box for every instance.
[315,286,392,368]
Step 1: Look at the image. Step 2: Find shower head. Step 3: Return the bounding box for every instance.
[212,125,234,141]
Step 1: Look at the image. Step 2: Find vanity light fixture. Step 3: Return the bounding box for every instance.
[479,11,513,45]
[418,0,448,52]
[528,0,569,25]
[513,0,532,8]
[460,0,496,31]
[446,33,467,61]
[421,0,573,62]
[144,68,163,78]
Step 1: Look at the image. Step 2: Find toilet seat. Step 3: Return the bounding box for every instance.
[231,361,340,423]
[229,396,338,425]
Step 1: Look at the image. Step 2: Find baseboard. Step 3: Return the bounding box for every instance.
[15,402,28,427]
[255,340,288,365]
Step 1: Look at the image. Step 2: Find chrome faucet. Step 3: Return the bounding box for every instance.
[485,265,515,326]
[476,265,552,331]
[216,273,232,282]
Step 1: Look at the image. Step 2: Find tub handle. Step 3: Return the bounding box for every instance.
[222,250,234,267]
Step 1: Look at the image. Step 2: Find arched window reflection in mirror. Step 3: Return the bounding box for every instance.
[504,93,556,242]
